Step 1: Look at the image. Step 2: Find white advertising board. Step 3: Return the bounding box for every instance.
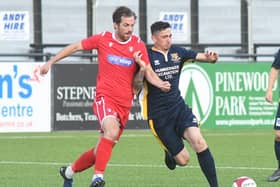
[0,11,30,40]
[159,12,189,43]
[0,63,51,132]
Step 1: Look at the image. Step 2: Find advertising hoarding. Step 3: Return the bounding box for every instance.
[179,62,277,128]
[52,64,147,131]
[0,63,51,132]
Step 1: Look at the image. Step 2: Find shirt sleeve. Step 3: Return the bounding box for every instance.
[180,47,198,62]
[81,34,100,50]
[272,49,280,69]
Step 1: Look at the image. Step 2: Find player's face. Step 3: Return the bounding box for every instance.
[152,28,172,52]
[114,16,135,42]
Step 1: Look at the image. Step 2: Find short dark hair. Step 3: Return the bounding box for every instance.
[112,6,137,24]
[150,21,171,35]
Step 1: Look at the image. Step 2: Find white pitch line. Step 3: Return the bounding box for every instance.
[0,160,275,171]
[0,135,76,139]
[0,160,66,166]
[0,132,271,140]
[0,134,151,140]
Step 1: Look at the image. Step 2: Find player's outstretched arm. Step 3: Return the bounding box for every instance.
[40,41,83,75]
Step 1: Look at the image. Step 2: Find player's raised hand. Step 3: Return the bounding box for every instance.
[205,50,218,63]
[40,62,51,75]
[265,90,273,104]
[133,51,147,70]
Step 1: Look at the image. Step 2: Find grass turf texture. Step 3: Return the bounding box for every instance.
[0,128,279,187]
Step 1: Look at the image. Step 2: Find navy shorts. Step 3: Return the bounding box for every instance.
[274,103,280,130]
[148,101,198,156]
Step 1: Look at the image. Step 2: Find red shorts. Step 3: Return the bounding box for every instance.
[93,96,130,133]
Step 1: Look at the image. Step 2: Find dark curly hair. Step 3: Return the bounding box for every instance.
[112,6,137,24]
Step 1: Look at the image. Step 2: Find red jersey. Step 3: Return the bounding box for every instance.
[82,31,149,108]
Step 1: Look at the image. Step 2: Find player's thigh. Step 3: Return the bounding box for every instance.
[274,105,280,141]
[150,118,184,156]
[275,129,280,141]
[274,103,280,131]
[184,126,207,152]
[102,117,121,140]
[176,103,199,137]
[93,96,122,140]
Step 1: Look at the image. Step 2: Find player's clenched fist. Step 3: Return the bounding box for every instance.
[205,50,218,63]
[159,81,171,92]
[40,62,51,75]
[133,51,147,71]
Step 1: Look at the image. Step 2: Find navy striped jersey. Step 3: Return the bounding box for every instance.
[272,49,280,69]
[272,49,280,97]
[141,46,197,119]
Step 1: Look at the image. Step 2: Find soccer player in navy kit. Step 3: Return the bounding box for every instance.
[265,49,280,182]
[139,21,219,187]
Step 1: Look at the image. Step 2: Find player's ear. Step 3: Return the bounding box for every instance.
[113,22,118,30]
[151,34,156,42]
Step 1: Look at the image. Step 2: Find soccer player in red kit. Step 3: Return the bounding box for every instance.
[40,6,170,187]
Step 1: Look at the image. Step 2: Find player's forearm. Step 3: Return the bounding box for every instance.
[144,67,163,88]
[133,68,145,93]
[48,42,83,65]
[144,66,171,92]
[196,51,218,63]
[267,67,279,92]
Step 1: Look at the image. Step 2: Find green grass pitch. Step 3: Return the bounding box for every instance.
[0,128,279,187]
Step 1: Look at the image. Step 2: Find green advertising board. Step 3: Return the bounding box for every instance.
[179,62,278,129]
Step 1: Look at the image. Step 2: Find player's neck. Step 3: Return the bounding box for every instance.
[113,32,131,43]
[153,45,168,54]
